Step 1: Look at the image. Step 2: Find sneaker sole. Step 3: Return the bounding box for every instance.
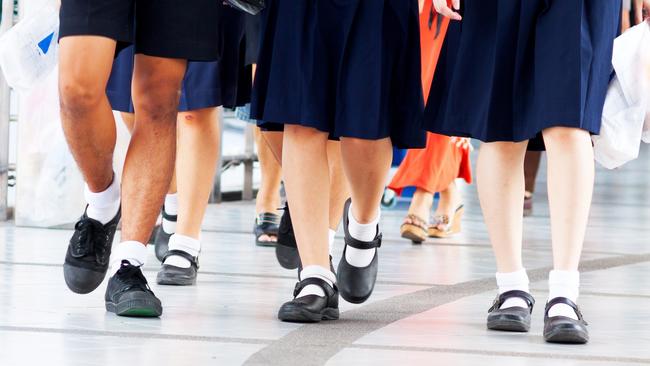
[278,307,339,323]
[106,299,163,317]
[63,264,107,294]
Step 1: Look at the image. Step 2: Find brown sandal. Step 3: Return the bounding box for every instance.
[429,205,464,238]
[400,214,429,244]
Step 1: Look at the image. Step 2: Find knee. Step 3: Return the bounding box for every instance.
[59,75,105,116]
[542,127,591,149]
[178,109,217,127]
[285,124,328,141]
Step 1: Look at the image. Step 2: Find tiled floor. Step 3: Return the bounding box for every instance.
[0,146,649,366]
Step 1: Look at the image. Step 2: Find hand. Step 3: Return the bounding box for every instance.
[633,0,650,25]
[433,0,461,21]
[450,137,473,151]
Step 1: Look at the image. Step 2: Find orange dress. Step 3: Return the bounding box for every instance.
[388,0,472,195]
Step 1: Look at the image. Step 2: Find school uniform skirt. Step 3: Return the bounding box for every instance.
[251,0,426,149]
[423,0,621,150]
[106,5,250,112]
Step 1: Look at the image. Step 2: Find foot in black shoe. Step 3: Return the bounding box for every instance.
[278,278,339,323]
[255,212,281,247]
[157,250,199,286]
[275,203,301,269]
[105,260,162,317]
[544,297,589,344]
[64,207,120,294]
[337,199,381,304]
[299,256,336,275]
[487,290,535,332]
[154,207,176,262]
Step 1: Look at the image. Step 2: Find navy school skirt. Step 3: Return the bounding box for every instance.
[251,0,426,149]
[423,0,621,150]
[106,5,251,112]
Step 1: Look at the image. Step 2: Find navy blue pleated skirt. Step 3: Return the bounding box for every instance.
[251,0,426,149]
[423,0,620,150]
[106,5,251,112]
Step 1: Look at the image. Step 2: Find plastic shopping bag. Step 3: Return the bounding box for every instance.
[593,21,650,169]
[0,3,59,91]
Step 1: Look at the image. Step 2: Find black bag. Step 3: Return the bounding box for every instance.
[224,0,265,15]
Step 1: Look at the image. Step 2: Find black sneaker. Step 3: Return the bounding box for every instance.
[154,207,176,262]
[63,207,120,294]
[105,260,163,317]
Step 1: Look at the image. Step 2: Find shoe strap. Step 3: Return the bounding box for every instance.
[257,212,281,225]
[163,249,199,269]
[489,290,535,313]
[545,297,585,321]
[342,200,382,249]
[293,277,337,298]
[161,206,177,222]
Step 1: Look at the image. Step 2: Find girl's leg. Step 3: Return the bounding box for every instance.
[524,151,542,195]
[541,127,594,319]
[161,107,220,272]
[477,141,530,309]
[326,141,350,253]
[254,127,283,243]
[409,189,434,221]
[339,137,392,266]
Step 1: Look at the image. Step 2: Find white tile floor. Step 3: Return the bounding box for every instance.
[0,146,649,366]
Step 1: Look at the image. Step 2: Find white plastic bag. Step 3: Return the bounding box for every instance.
[0,3,59,91]
[593,21,650,169]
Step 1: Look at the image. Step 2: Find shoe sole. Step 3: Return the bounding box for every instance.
[401,224,426,244]
[256,239,277,247]
[487,319,530,333]
[275,243,300,270]
[278,307,339,323]
[544,329,589,344]
[156,273,196,286]
[63,264,107,294]
[106,299,163,317]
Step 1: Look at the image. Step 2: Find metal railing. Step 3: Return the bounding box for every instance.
[0,0,14,221]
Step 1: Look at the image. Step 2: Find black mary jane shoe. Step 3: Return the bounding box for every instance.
[275,203,301,270]
[156,250,199,286]
[544,297,589,344]
[154,207,177,262]
[487,290,535,332]
[278,277,339,323]
[254,212,281,247]
[336,199,382,304]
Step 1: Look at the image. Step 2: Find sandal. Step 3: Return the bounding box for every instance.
[523,191,533,217]
[254,212,281,247]
[429,205,464,238]
[400,214,429,244]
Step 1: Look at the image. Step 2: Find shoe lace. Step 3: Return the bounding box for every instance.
[73,218,111,265]
[116,261,151,292]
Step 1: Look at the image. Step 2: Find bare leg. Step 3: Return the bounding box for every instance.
[255,127,282,215]
[340,137,392,223]
[434,180,462,217]
[261,130,284,164]
[59,36,117,192]
[542,127,594,271]
[409,189,434,220]
[120,55,187,243]
[326,141,349,231]
[282,125,330,269]
[477,141,528,273]
[524,151,542,195]
[173,108,221,239]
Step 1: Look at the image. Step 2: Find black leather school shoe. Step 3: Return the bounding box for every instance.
[337,199,381,304]
[275,203,301,270]
[487,290,535,332]
[278,277,340,323]
[154,207,176,262]
[156,250,199,286]
[544,297,589,344]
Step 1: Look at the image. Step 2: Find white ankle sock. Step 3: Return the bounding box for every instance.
[162,194,178,234]
[296,265,337,298]
[496,269,530,309]
[110,241,148,275]
[84,175,120,225]
[548,270,580,320]
[344,203,379,267]
[164,234,200,268]
[328,229,336,256]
